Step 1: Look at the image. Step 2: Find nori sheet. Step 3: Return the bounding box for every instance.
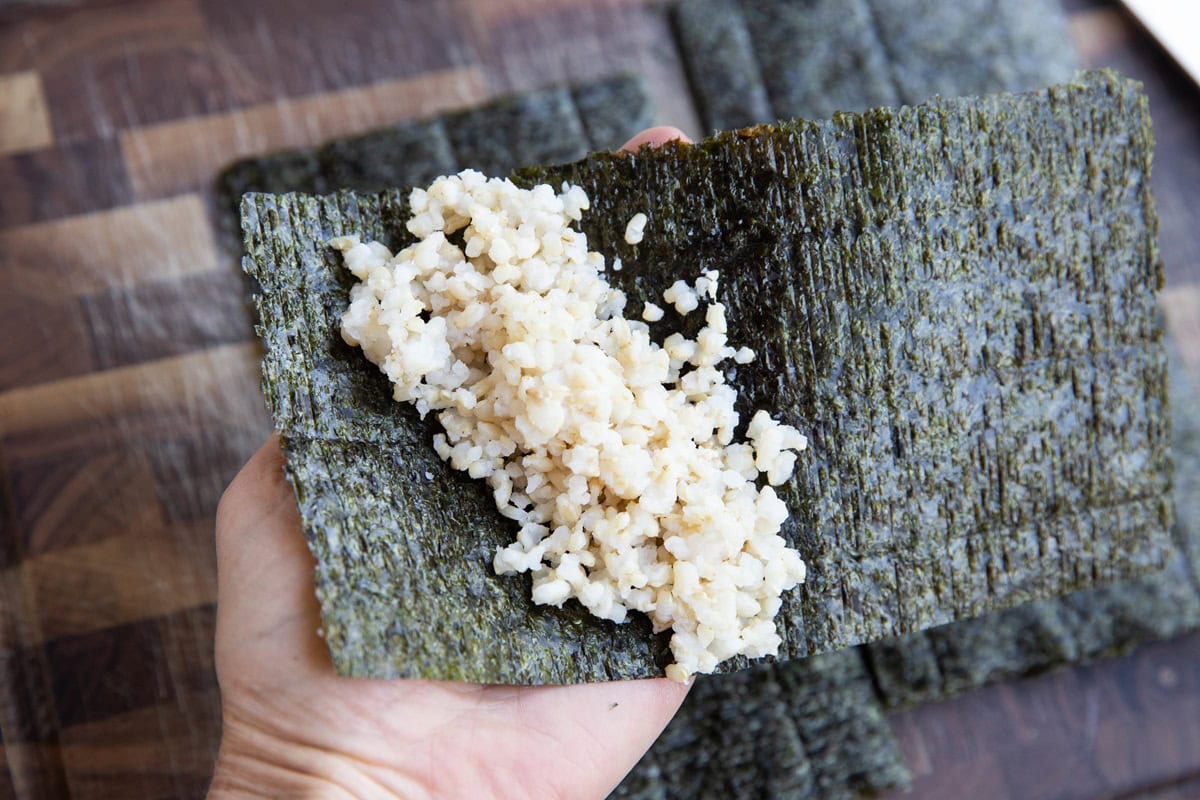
[241,71,1170,687]
[674,0,1078,132]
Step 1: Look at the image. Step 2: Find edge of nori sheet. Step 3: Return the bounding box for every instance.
[673,0,1079,133]
[242,70,1172,684]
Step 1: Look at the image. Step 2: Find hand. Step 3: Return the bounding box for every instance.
[209,128,693,800]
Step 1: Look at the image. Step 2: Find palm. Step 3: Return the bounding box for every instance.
[212,437,689,799]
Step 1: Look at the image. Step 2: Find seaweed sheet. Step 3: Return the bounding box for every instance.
[674,0,1079,132]
[242,71,1170,690]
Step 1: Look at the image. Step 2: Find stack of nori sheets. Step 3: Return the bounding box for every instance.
[674,0,1078,133]
[218,75,651,250]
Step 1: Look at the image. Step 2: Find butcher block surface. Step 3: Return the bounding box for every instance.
[1,0,1199,797]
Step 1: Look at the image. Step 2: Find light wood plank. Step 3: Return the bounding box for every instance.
[0,71,54,155]
[120,66,488,199]
[0,342,263,440]
[1162,285,1200,388]
[18,525,217,646]
[468,0,656,29]
[0,194,218,300]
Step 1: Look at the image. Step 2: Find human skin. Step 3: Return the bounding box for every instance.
[209,129,694,800]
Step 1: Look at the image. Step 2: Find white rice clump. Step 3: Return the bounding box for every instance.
[624,212,648,244]
[336,170,808,682]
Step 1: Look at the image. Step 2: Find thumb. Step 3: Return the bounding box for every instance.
[214,434,329,682]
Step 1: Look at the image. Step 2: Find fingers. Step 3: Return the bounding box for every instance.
[621,126,692,153]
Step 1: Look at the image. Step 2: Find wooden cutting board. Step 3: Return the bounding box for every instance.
[0,1,1198,797]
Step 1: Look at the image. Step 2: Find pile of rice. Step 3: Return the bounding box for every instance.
[336,170,808,682]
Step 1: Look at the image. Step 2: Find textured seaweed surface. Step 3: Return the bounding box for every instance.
[242,71,1170,687]
[614,650,908,800]
[866,349,1200,709]
[675,0,1079,132]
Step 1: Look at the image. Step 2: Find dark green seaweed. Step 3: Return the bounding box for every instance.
[616,650,909,800]
[867,351,1200,709]
[242,71,1170,687]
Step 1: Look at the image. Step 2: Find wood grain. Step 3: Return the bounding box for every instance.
[0,0,220,145]
[6,447,167,561]
[199,0,474,104]
[80,268,254,373]
[885,632,1200,800]
[0,194,218,299]
[0,283,96,394]
[121,66,488,199]
[55,689,220,800]
[17,522,217,644]
[45,620,173,729]
[0,343,263,446]
[0,138,132,227]
[467,0,655,30]
[471,0,664,94]
[0,71,53,156]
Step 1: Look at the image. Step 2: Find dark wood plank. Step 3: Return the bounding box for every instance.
[198,0,475,103]
[0,287,95,397]
[80,269,255,372]
[886,632,1200,800]
[44,620,172,728]
[0,0,226,144]
[0,138,131,228]
[6,448,167,559]
[41,605,216,731]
